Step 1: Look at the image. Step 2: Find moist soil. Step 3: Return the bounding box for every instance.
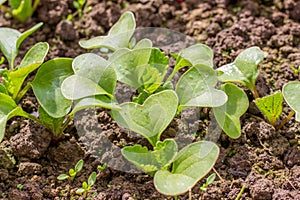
[1,0,300,199]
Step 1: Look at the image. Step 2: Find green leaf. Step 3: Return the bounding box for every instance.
[88,171,97,186]
[122,139,178,174]
[57,174,70,181]
[175,44,214,71]
[69,168,76,177]
[11,0,33,22]
[0,22,42,69]
[18,42,49,69]
[111,90,178,146]
[38,106,64,136]
[79,11,136,50]
[71,95,121,115]
[217,46,264,90]
[175,64,227,109]
[154,141,219,196]
[32,58,73,118]
[61,53,116,100]
[255,92,283,125]
[0,93,26,142]
[206,173,216,185]
[2,42,49,100]
[0,83,8,94]
[76,188,85,194]
[133,38,152,49]
[213,83,249,138]
[108,47,152,89]
[61,75,110,100]
[283,82,300,121]
[74,159,84,172]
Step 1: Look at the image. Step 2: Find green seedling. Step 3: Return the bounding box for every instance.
[76,171,97,198]
[73,0,85,18]
[289,64,299,75]
[0,0,40,22]
[213,83,249,138]
[217,46,264,99]
[57,159,84,181]
[97,163,107,172]
[200,173,216,192]
[254,91,283,126]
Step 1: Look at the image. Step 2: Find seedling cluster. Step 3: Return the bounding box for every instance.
[0,11,299,197]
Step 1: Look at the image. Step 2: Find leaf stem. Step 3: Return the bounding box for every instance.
[21,111,44,125]
[15,82,31,103]
[212,167,224,182]
[60,115,73,133]
[32,0,40,12]
[276,110,295,130]
[251,87,259,99]
[235,185,246,200]
[166,69,177,82]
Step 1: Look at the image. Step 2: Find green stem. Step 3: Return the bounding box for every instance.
[235,185,246,200]
[276,110,295,130]
[60,114,73,133]
[32,0,40,12]
[21,111,44,125]
[251,86,259,99]
[166,69,177,83]
[15,82,31,103]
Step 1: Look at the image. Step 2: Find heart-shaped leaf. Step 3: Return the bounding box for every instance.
[111,90,178,146]
[79,11,135,50]
[283,82,300,121]
[176,44,214,70]
[0,93,26,142]
[32,58,73,118]
[2,42,49,100]
[176,64,227,109]
[255,91,283,126]
[217,46,264,91]
[0,22,42,69]
[213,83,249,138]
[154,141,219,196]
[61,53,116,100]
[122,139,178,174]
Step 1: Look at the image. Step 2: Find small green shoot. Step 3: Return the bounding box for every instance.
[76,171,97,198]
[57,159,84,181]
[16,184,23,190]
[254,91,283,126]
[289,65,299,75]
[0,0,40,22]
[200,173,216,192]
[97,163,107,172]
[73,0,86,18]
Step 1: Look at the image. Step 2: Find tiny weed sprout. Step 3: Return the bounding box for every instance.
[200,173,216,192]
[0,0,40,22]
[76,171,97,198]
[57,159,84,181]
[97,163,107,172]
[73,0,86,18]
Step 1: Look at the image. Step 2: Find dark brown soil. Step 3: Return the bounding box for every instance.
[1,0,300,199]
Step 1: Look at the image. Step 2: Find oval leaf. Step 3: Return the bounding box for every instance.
[79,11,135,50]
[32,58,73,118]
[154,141,219,196]
[122,139,178,174]
[111,90,178,146]
[283,82,300,121]
[0,93,25,142]
[176,64,227,108]
[213,83,249,138]
[61,75,110,100]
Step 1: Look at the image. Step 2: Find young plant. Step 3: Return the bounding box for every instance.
[217,46,264,99]
[0,0,40,22]
[57,159,84,181]
[200,173,216,192]
[73,0,85,18]
[76,171,97,198]
[0,23,49,142]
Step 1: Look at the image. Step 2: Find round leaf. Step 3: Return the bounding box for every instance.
[283,81,300,121]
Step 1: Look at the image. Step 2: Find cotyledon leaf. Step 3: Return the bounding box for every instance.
[213,83,249,138]
[175,64,227,109]
[282,81,300,121]
[122,139,178,174]
[154,141,219,196]
[79,11,135,50]
[111,90,178,146]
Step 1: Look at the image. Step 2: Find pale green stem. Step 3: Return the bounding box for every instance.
[15,82,31,103]
[276,110,295,130]
[235,185,246,200]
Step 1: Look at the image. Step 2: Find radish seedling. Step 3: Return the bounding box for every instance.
[57,159,84,181]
